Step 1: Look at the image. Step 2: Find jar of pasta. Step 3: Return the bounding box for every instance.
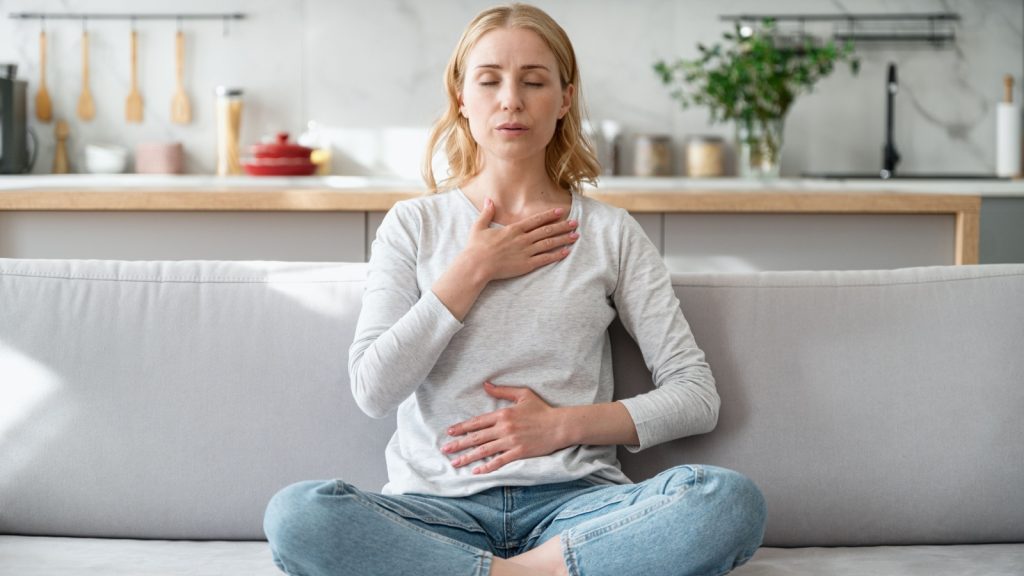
[215,87,244,176]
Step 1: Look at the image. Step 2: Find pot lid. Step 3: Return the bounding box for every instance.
[250,133,313,159]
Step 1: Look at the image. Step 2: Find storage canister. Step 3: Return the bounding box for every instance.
[685,135,724,177]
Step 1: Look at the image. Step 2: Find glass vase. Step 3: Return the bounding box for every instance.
[736,117,785,178]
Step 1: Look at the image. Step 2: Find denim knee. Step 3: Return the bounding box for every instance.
[263,480,334,557]
[704,467,768,555]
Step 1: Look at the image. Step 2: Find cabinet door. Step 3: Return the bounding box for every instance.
[0,211,367,261]
[663,213,955,272]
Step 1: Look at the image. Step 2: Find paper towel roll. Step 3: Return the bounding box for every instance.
[997,102,1021,177]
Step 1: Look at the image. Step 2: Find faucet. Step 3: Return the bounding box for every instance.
[881,62,901,179]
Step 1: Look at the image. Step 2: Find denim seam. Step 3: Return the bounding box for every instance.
[570,466,706,546]
[561,529,581,576]
[335,481,487,555]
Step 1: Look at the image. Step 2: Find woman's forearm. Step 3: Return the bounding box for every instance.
[432,251,491,322]
[558,401,640,448]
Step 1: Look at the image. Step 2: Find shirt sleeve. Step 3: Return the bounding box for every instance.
[347,201,465,418]
[611,211,720,452]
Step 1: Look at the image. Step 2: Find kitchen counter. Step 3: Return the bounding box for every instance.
[0,175,1012,211]
[2,174,1018,268]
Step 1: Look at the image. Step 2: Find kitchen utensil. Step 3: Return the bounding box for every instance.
[125,30,143,123]
[53,120,69,173]
[76,30,95,121]
[215,86,244,175]
[242,132,316,176]
[996,74,1020,178]
[35,30,52,122]
[171,31,191,124]
[135,141,183,174]
[84,144,129,174]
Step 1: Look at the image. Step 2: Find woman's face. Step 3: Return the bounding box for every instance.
[459,27,573,164]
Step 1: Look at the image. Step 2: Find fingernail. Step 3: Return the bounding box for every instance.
[554,208,564,215]
[569,232,579,239]
[447,427,455,435]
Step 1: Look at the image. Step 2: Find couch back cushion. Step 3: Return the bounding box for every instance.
[615,264,1024,546]
[0,260,392,540]
[1,260,1022,546]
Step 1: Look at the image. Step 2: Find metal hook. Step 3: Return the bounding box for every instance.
[177,16,182,33]
[222,15,229,37]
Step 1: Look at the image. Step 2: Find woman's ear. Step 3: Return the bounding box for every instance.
[559,84,575,119]
[458,93,467,118]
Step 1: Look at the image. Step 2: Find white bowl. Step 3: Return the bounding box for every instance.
[84,144,130,174]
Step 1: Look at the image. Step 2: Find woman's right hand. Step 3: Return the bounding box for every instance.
[467,197,579,282]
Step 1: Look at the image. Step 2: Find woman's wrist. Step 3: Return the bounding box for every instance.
[556,402,640,448]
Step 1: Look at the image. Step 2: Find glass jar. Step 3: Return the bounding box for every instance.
[215,87,243,176]
[633,134,673,177]
[684,135,725,177]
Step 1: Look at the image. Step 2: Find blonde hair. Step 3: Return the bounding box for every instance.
[422,3,600,194]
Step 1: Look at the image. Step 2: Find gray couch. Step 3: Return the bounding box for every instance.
[1,258,1022,575]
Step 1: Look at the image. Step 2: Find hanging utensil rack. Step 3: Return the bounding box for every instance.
[9,12,246,35]
[719,12,960,46]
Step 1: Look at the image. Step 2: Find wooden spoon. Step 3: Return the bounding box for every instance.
[76,30,95,121]
[125,29,143,123]
[35,30,52,122]
[171,30,191,124]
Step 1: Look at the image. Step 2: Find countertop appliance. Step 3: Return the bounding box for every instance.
[0,63,36,174]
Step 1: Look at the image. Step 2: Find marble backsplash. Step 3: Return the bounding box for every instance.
[0,0,1020,177]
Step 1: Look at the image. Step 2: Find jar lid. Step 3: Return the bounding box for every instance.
[215,86,244,97]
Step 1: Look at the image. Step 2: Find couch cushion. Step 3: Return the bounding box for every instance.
[615,264,1024,547]
[0,535,280,575]
[2,536,1021,576]
[0,260,391,540]
[734,544,1024,576]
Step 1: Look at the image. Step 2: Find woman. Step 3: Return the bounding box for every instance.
[264,4,766,575]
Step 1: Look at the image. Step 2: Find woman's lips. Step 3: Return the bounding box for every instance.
[496,123,529,136]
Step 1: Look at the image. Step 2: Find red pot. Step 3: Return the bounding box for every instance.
[242,132,317,176]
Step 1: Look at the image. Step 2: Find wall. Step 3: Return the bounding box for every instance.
[1,0,1020,177]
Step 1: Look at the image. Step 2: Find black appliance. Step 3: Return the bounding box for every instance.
[0,63,37,174]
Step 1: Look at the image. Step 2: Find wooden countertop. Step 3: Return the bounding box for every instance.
[0,175,985,264]
[0,175,989,213]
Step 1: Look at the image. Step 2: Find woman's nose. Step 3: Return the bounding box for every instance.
[500,83,524,112]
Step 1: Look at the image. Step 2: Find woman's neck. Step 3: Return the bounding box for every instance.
[461,159,569,222]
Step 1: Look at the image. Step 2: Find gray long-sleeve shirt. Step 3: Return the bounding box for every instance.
[348,188,719,496]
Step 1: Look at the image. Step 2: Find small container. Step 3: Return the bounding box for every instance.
[633,134,673,177]
[215,87,244,176]
[135,141,184,174]
[684,135,725,177]
[84,144,129,174]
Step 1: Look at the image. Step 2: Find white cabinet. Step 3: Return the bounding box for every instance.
[0,212,366,261]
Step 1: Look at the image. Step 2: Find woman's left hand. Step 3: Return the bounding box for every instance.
[442,381,569,474]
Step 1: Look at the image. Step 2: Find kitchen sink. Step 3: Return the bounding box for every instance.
[802,172,1009,180]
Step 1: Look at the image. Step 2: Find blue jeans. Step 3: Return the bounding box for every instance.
[264,465,766,576]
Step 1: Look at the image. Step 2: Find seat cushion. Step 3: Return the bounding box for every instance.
[0,535,281,575]
[3,536,1021,576]
[734,544,1024,576]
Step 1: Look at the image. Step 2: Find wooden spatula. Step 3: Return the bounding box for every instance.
[76,30,95,121]
[125,29,143,123]
[35,30,52,122]
[171,30,191,124]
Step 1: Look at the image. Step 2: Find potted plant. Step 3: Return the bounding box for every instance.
[655,20,859,177]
